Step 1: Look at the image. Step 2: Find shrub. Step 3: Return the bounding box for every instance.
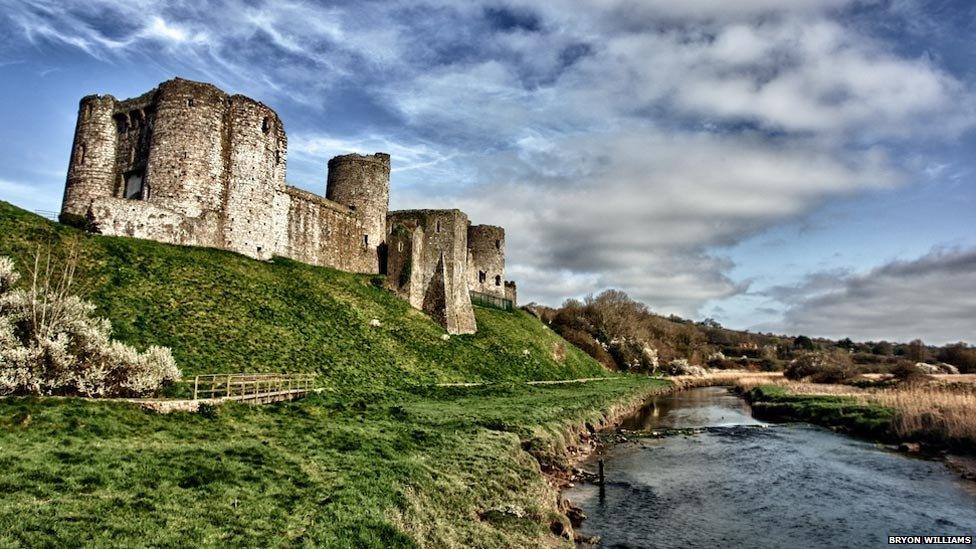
[559,328,615,370]
[707,358,740,370]
[0,253,180,397]
[793,335,815,351]
[757,358,781,372]
[890,361,930,385]
[785,350,856,383]
[938,342,976,374]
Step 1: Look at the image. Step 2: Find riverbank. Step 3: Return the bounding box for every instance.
[548,372,781,478]
[1,376,683,547]
[564,386,976,547]
[733,376,976,479]
[1,201,659,546]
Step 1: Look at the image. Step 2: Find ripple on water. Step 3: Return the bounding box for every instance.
[567,388,976,549]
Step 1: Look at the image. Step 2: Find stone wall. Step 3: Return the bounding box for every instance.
[387,210,477,334]
[386,221,424,307]
[144,80,228,220]
[281,186,376,273]
[62,95,119,218]
[466,224,506,299]
[87,197,220,246]
[62,78,287,259]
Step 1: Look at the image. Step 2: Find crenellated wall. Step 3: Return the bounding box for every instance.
[504,280,517,306]
[61,78,509,335]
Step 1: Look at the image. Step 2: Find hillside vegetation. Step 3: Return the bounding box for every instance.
[0,201,665,547]
[0,201,605,395]
[529,289,976,374]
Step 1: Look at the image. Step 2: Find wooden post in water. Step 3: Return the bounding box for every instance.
[598,458,605,486]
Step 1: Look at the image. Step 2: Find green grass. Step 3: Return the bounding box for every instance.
[743,384,896,441]
[0,201,666,546]
[0,201,605,396]
[0,379,665,547]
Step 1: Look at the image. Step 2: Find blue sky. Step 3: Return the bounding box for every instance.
[0,0,974,344]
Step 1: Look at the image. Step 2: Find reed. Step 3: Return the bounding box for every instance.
[733,374,976,447]
[859,386,976,445]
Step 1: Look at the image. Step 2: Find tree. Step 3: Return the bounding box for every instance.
[793,335,815,351]
[836,337,855,351]
[938,342,976,373]
[871,341,894,356]
[906,339,928,363]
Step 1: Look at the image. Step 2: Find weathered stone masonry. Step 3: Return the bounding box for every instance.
[61,78,516,334]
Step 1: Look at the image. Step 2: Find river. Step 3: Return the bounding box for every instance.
[565,386,976,548]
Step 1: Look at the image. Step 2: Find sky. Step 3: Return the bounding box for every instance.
[0,0,973,345]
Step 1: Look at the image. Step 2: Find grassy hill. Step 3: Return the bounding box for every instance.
[0,200,604,394]
[0,200,665,547]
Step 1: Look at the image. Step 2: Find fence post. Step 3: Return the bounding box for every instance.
[193,376,199,400]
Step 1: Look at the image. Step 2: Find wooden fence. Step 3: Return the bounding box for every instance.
[192,373,317,403]
[470,290,514,312]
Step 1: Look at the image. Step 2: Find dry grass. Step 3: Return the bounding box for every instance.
[671,370,782,389]
[858,386,976,444]
[734,374,976,447]
[732,376,863,396]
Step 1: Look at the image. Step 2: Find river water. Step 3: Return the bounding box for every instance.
[565,386,976,548]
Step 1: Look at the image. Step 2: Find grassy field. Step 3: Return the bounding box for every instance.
[0,201,668,546]
[0,378,667,547]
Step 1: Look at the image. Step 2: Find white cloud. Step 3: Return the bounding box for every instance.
[2,0,974,325]
[770,247,976,345]
[139,16,207,45]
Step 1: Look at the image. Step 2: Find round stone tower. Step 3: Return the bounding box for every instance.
[144,79,230,218]
[326,152,391,258]
[61,94,118,218]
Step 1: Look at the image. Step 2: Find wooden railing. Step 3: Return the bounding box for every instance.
[192,373,316,401]
[470,290,514,312]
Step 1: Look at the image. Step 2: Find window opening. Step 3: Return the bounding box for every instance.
[124,171,145,200]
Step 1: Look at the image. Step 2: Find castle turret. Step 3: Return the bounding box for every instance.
[61,95,118,219]
[467,224,506,299]
[326,153,390,270]
[145,79,230,219]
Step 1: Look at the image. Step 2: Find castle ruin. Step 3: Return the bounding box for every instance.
[60,78,515,334]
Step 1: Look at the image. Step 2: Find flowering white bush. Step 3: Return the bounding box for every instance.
[0,255,180,397]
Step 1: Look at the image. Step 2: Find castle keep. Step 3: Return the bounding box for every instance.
[61,78,515,334]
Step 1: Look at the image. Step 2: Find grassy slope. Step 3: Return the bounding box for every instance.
[0,202,663,547]
[743,385,895,441]
[0,201,604,395]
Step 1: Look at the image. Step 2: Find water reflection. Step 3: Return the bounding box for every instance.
[619,385,761,431]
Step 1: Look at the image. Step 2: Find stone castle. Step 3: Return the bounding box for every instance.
[60,78,515,334]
